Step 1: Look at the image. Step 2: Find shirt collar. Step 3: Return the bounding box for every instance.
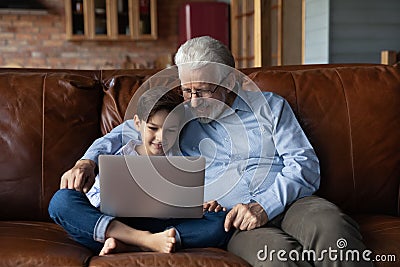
[231,89,253,113]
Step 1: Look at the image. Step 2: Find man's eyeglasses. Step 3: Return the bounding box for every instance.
[179,84,219,98]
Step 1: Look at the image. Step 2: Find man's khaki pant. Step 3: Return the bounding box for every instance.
[227,196,373,267]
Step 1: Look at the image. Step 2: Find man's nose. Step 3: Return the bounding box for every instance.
[190,93,202,108]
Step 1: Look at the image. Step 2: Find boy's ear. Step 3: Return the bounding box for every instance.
[133,114,141,131]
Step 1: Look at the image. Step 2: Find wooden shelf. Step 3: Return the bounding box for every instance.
[65,0,157,41]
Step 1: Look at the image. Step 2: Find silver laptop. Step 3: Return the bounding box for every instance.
[99,155,205,218]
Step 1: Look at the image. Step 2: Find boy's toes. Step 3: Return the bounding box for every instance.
[99,238,117,256]
[166,242,175,253]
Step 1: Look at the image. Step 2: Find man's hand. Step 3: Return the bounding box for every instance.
[60,159,97,193]
[224,202,268,232]
[203,200,226,212]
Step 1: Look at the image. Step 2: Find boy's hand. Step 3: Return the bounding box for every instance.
[60,159,97,193]
[203,200,226,212]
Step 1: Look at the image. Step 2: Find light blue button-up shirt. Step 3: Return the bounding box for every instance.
[83,90,320,220]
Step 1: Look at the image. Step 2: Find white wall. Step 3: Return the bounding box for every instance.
[304,0,330,64]
[329,0,400,63]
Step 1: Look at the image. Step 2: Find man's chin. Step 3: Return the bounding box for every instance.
[194,109,223,123]
[198,117,213,124]
[192,105,224,123]
[193,110,213,123]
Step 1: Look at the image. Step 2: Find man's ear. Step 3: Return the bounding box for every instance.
[224,72,236,93]
[133,114,141,131]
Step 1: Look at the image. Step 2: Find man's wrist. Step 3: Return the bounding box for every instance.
[77,159,98,174]
[249,200,269,226]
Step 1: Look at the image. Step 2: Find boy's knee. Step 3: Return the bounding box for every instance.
[203,210,228,224]
[203,211,231,237]
[48,189,75,217]
[204,210,228,217]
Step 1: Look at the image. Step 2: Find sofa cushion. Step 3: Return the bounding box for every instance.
[89,247,250,267]
[0,221,92,266]
[354,215,400,266]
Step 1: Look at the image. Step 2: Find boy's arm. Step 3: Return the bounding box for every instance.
[60,120,139,192]
[82,120,139,165]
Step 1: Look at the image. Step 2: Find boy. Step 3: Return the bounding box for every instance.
[48,87,232,255]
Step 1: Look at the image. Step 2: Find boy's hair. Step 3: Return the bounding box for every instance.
[136,87,184,122]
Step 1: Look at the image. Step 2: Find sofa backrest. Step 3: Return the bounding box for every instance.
[100,64,400,217]
[245,65,400,216]
[0,69,103,221]
[0,64,398,221]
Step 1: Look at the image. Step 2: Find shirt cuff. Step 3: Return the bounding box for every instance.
[252,192,285,221]
[81,151,100,166]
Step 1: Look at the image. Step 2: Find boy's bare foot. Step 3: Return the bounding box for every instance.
[99,228,176,256]
[99,237,136,256]
[141,228,176,253]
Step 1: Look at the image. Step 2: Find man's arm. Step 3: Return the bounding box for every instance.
[256,97,321,219]
[60,120,139,192]
[225,96,320,231]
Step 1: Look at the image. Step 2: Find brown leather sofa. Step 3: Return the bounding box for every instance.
[0,64,398,266]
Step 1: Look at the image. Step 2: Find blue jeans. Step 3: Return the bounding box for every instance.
[48,189,233,253]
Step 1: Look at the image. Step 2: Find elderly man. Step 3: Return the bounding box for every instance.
[60,36,371,266]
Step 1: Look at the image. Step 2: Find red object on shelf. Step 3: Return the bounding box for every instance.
[179,2,230,48]
[139,0,149,15]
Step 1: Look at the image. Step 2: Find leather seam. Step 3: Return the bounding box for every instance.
[41,73,47,219]
[334,68,357,201]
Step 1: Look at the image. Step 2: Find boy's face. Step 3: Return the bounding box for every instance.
[135,109,181,156]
